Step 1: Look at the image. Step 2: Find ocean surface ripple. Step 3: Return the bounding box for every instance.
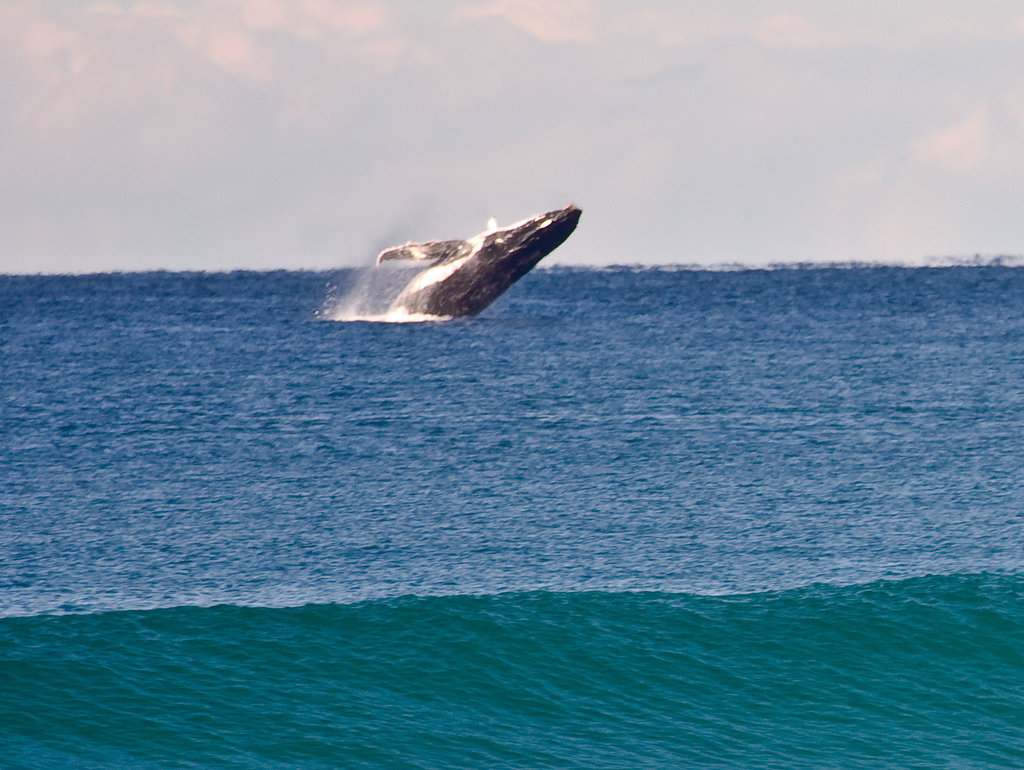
[3,266,1024,766]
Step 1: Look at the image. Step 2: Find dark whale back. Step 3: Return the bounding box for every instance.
[386,204,582,318]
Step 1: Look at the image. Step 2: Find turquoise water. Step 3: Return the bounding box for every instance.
[3,266,1024,766]
[3,576,1023,768]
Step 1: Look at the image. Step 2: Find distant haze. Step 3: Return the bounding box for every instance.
[5,0,1024,273]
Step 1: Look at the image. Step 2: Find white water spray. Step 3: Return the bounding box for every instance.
[317,263,450,323]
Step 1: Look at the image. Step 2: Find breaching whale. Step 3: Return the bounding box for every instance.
[377,204,581,318]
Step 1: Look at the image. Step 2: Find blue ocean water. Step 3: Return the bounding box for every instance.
[3,265,1024,767]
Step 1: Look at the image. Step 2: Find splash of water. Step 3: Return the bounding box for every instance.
[317,264,450,323]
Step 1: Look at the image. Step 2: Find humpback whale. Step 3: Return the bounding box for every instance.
[377,204,581,318]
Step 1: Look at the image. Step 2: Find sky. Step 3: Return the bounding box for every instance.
[5,0,1024,273]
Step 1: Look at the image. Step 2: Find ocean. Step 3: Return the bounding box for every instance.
[2,265,1024,767]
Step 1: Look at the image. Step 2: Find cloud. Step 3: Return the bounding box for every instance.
[907,93,1024,182]
[749,14,858,50]
[455,0,596,44]
[912,109,991,174]
[5,1,1024,273]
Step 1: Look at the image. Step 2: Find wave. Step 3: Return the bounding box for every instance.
[320,308,452,323]
[3,573,1023,768]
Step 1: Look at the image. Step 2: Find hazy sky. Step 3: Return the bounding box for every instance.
[5,0,1024,273]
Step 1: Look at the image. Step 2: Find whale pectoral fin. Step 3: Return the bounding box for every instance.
[376,240,465,266]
